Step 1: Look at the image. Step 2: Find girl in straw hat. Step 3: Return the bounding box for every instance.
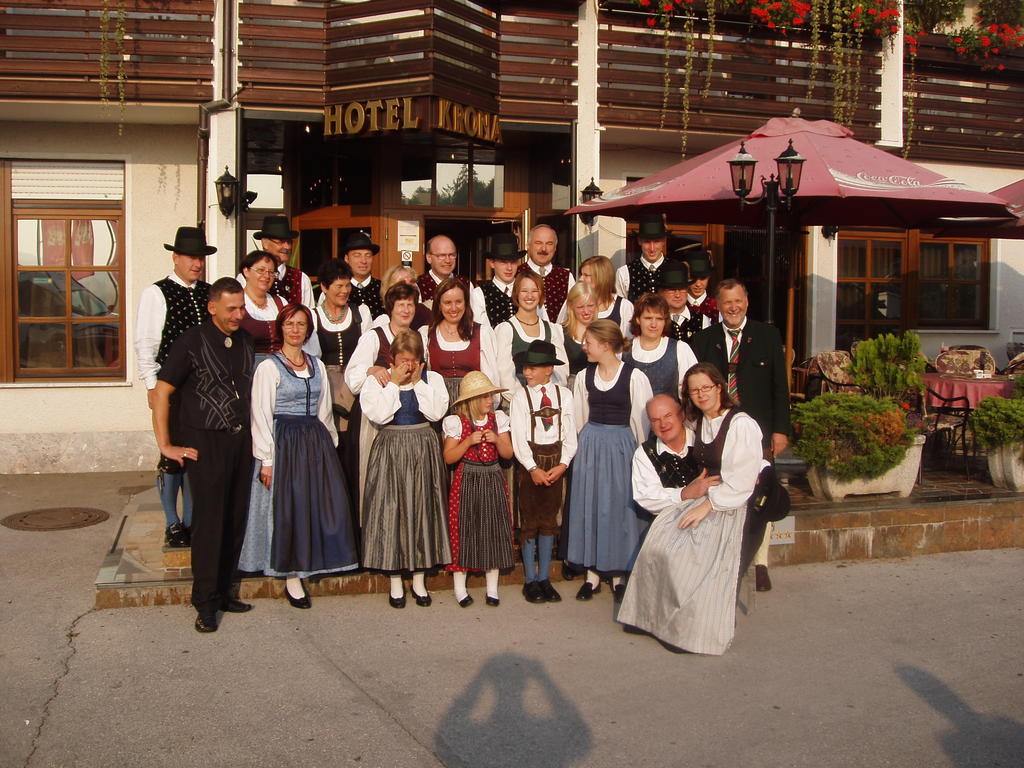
[360,329,451,608]
[441,371,515,607]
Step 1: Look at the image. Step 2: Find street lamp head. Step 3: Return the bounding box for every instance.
[580,177,603,227]
[728,142,757,199]
[215,167,239,219]
[775,139,805,198]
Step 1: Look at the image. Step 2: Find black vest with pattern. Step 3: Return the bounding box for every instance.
[351,277,385,319]
[641,437,700,489]
[626,258,662,302]
[155,278,210,366]
[479,280,515,327]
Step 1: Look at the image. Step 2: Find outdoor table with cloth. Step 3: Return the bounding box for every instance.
[923,372,1015,410]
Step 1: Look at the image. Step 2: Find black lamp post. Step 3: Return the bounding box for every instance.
[727,140,805,324]
[215,167,239,218]
[579,177,603,227]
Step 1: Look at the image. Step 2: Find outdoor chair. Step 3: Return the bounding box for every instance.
[934,348,996,375]
[814,350,860,393]
[922,386,972,477]
[1000,351,1024,375]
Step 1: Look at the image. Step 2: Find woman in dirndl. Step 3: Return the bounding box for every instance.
[561,281,597,390]
[566,319,653,603]
[617,364,763,654]
[240,304,358,609]
[240,250,320,364]
[359,329,451,608]
[441,372,515,607]
[556,255,633,340]
[421,278,499,412]
[622,292,698,398]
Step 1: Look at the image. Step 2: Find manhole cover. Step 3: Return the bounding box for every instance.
[1,507,110,531]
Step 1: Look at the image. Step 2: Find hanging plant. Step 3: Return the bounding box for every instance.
[947,20,1024,70]
[98,0,129,134]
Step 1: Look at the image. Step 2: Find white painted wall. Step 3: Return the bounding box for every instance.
[0,121,198,470]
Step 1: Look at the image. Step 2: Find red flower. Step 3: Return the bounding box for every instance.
[998,64,1006,70]
[991,48,1000,54]
[793,16,804,25]
[646,17,656,26]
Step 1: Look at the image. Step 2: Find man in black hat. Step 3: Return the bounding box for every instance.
[615,213,670,302]
[152,277,256,633]
[470,232,523,329]
[135,226,215,548]
[416,234,470,305]
[253,214,313,308]
[656,260,704,343]
[682,249,720,333]
[342,231,385,319]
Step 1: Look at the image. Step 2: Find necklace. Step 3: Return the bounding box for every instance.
[440,322,461,337]
[517,315,539,327]
[281,350,306,368]
[247,291,268,310]
[323,304,349,323]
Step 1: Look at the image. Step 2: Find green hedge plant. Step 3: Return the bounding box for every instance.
[971,396,1024,451]
[793,393,914,482]
[848,331,925,402]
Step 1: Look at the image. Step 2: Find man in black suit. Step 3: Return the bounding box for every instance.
[690,278,790,592]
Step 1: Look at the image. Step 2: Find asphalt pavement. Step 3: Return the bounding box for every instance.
[1,472,1022,768]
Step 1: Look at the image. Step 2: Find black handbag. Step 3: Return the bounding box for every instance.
[747,463,790,523]
[157,456,184,475]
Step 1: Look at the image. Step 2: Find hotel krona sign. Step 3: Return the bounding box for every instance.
[323,96,502,144]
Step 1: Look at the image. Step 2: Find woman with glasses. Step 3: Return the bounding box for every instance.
[240,250,320,364]
[617,362,764,655]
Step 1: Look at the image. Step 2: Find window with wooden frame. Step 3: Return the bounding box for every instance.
[1,160,126,382]
[835,229,990,351]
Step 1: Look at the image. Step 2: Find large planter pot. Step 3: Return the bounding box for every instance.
[806,435,926,503]
[987,443,1024,491]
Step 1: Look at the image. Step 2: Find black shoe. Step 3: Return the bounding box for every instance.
[575,582,601,601]
[613,584,627,604]
[194,612,218,633]
[523,582,546,603]
[222,598,253,613]
[457,594,474,608]
[165,522,189,548]
[538,580,562,603]
[412,589,432,607]
[388,590,406,609]
[285,582,311,609]
[755,565,773,592]
[561,562,576,581]
[485,595,500,607]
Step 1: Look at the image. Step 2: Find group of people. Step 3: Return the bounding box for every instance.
[137,213,791,654]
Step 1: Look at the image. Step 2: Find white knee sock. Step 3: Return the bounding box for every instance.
[754,521,773,567]
[411,571,428,596]
[389,575,404,599]
[286,576,305,599]
[586,569,600,588]
[453,571,469,601]
[611,575,623,588]
[485,569,499,599]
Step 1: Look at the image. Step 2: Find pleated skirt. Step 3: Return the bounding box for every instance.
[448,460,514,572]
[617,501,747,656]
[361,423,452,572]
[239,414,359,578]
[566,422,645,573]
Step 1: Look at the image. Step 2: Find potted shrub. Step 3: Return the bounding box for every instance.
[793,393,924,502]
[971,396,1024,491]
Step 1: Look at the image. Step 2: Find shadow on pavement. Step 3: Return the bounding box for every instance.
[895,664,1024,767]
[435,652,592,768]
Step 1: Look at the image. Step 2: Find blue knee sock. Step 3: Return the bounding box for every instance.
[181,471,194,528]
[538,535,554,582]
[521,537,538,583]
[157,472,183,528]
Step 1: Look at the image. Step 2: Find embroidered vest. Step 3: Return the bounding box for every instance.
[427,324,481,378]
[315,308,362,368]
[239,295,285,354]
[351,277,384,319]
[270,265,303,304]
[458,412,498,463]
[416,272,469,304]
[155,278,210,366]
[479,280,515,327]
[626,259,662,302]
[518,263,571,321]
[641,437,700,488]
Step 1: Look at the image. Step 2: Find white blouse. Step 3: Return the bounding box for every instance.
[344,325,397,395]
[250,356,336,467]
[509,383,578,471]
[441,410,511,440]
[358,370,449,425]
[494,317,570,404]
[419,323,500,387]
[689,409,766,511]
[572,361,652,444]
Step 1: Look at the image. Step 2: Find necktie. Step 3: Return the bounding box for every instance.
[504,285,510,296]
[540,386,553,428]
[672,314,682,325]
[538,266,546,277]
[727,328,741,401]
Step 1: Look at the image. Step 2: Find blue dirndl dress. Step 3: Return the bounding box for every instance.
[240,353,359,578]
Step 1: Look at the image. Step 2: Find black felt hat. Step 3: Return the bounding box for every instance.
[513,339,564,369]
[636,213,669,239]
[486,232,525,261]
[163,226,216,257]
[341,231,380,256]
[682,250,715,279]
[656,259,691,290]
[254,214,299,240]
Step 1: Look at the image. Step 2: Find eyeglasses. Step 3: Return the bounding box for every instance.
[687,384,719,395]
[249,267,275,276]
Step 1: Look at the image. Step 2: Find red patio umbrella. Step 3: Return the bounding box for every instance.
[930,179,1024,239]
[568,117,1013,226]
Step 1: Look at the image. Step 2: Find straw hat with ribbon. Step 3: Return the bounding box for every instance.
[451,371,507,407]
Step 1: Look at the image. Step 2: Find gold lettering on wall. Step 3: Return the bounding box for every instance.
[324,96,500,143]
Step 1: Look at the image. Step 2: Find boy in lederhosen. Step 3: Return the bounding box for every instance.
[509,340,577,603]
